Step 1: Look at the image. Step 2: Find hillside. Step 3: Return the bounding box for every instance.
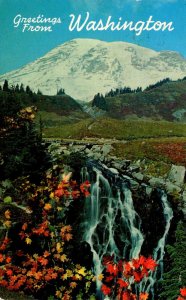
[0,89,88,126]
[92,79,186,121]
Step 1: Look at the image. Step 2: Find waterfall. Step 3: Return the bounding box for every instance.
[122,188,144,259]
[82,163,173,299]
[83,166,144,294]
[139,191,173,298]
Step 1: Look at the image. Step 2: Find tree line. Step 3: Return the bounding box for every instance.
[92,76,186,110]
[0,80,66,96]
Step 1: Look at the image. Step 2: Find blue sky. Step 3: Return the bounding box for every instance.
[0,0,185,74]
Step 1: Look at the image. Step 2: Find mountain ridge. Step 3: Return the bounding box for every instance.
[91,79,186,122]
[0,38,186,102]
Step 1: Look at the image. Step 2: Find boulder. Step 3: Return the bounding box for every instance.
[109,167,119,175]
[128,164,140,173]
[132,172,144,181]
[168,165,185,186]
[101,144,113,156]
[165,181,182,194]
[149,177,165,188]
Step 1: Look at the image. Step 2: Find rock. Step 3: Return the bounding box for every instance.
[87,152,102,160]
[111,161,122,170]
[168,165,185,186]
[165,181,182,194]
[110,159,130,171]
[72,145,86,152]
[129,179,139,190]
[146,186,153,197]
[149,177,165,188]
[128,164,140,173]
[123,160,131,167]
[85,148,91,154]
[91,145,102,152]
[123,175,133,181]
[122,175,139,190]
[132,172,144,181]
[101,144,112,156]
[109,168,119,175]
[62,149,71,155]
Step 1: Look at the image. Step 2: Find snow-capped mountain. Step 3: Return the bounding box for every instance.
[1,38,186,101]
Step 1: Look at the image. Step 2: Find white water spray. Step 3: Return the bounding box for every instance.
[83,167,144,292]
[139,191,173,297]
[82,165,173,298]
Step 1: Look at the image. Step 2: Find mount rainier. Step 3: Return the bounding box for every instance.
[0,38,186,101]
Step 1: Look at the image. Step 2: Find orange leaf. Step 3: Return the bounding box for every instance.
[34,271,43,280]
[0,254,4,263]
[62,172,72,182]
[4,210,11,219]
[139,292,149,300]
[44,203,52,211]
[38,257,48,266]
[6,269,13,276]
[43,251,50,258]
[22,223,28,231]
[6,256,12,263]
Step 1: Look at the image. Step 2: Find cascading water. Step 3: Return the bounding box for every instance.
[81,162,173,299]
[139,191,173,299]
[82,166,144,295]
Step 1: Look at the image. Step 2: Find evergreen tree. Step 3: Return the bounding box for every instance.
[57,88,65,95]
[136,87,142,93]
[3,80,9,92]
[92,93,107,110]
[0,91,48,181]
[15,84,20,93]
[160,221,186,300]
[37,89,42,95]
[20,83,25,93]
[26,85,33,96]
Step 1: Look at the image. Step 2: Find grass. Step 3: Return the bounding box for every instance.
[42,117,186,140]
[41,116,186,176]
[35,110,88,128]
[35,111,186,175]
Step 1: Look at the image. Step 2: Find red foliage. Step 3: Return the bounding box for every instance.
[101,255,157,300]
[180,288,186,297]
[0,176,92,299]
[101,284,112,295]
[177,287,186,300]
[154,142,186,165]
